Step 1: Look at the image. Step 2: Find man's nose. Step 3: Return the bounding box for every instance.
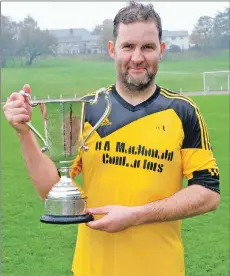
[131,48,144,64]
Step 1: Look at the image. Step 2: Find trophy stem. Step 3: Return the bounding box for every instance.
[58,166,72,178]
[58,166,85,196]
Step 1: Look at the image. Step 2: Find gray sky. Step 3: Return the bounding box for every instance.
[2,2,228,34]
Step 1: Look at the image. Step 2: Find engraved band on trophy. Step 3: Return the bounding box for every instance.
[19,88,112,224]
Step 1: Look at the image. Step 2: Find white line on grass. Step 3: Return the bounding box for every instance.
[159,71,201,75]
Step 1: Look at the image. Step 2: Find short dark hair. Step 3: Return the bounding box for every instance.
[113,1,162,42]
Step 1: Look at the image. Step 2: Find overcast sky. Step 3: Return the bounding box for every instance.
[2,2,228,34]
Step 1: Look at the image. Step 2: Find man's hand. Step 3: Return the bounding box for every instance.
[86,205,139,233]
[3,84,32,134]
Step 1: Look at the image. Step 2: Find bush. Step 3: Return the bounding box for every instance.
[168,44,181,52]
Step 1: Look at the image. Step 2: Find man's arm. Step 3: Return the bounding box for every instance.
[3,88,60,201]
[18,130,60,200]
[133,184,220,225]
[86,185,219,233]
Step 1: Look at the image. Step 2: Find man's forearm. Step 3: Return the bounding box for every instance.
[18,130,60,200]
[133,185,220,225]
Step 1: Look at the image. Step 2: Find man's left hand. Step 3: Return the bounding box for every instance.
[86,205,139,233]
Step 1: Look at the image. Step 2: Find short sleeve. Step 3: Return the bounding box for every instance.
[181,103,220,193]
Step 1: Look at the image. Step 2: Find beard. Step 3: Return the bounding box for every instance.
[119,69,155,92]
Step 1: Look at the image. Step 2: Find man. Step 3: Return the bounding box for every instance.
[3,2,220,276]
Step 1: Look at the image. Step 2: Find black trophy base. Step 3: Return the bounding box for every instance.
[40,214,94,225]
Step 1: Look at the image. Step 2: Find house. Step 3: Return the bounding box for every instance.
[49,28,190,55]
[162,30,189,50]
[48,28,102,54]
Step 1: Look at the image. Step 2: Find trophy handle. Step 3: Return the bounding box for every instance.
[18,90,48,153]
[81,88,112,151]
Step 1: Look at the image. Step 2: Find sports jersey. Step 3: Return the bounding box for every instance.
[71,84,220,276]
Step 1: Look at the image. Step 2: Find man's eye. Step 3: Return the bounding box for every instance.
[123,45,132,49]
[143,45,154,49]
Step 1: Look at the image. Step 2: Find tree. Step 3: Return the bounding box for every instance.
[92,19,113,56]
[17,16,58,65]
[190,16,214,50]
[91,24,103,35]
[1,15,18,67]
[213,7,230,49]
[168,44,181,52]
[101,19,113,55]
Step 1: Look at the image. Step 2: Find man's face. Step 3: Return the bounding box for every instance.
[109,21,165,92]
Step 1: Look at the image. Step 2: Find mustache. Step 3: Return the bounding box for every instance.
[127,64,146,69]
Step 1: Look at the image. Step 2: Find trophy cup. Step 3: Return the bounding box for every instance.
[19,88,111,224]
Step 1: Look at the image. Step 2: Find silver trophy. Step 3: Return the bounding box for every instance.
[19,88,111,224]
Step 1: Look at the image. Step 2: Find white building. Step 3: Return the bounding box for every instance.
[48,28,102,55]
[162,30,190,50]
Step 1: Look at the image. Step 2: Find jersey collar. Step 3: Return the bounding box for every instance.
[111,84,161,112]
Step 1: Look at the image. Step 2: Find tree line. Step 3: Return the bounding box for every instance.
[1,15,58,67]
[190,7,229,50]
[1,7,229,67]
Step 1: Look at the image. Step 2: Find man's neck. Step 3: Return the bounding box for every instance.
[115,81,157,106]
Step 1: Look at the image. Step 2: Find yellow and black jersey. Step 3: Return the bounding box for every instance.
[71,84,220,276]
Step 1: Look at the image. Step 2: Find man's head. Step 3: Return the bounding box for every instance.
[108,1,166,92]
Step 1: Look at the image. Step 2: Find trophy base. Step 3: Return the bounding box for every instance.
[40,214,94,225]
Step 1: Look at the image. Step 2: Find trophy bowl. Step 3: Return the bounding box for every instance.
[19,88,111,224]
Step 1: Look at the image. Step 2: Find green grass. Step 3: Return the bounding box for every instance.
[1,50,229,102]
[2,55,229,276]
[182,96,229,276]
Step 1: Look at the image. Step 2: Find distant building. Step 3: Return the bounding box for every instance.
[49,28,190,55]
[48,28,103,54]
[162,30,190,50]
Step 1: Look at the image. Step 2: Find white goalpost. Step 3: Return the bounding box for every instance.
[203,70,230,94]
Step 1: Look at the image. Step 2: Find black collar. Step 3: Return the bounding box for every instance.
[111,84,161,112]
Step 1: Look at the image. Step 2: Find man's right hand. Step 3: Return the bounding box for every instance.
[3,84,32,134]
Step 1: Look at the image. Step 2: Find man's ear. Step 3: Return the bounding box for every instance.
[108,40,115,59]
[160,41,166,59]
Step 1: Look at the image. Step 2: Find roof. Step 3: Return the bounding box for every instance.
[48,28,99,43]
[162,30,189,38]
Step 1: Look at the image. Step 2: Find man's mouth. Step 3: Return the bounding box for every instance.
[128,67,146,73]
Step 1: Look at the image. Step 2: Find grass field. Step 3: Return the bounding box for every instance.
[2,54,229,276]
[1,50,229,102]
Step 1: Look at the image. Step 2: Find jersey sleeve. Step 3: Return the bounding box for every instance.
[181,102,220,193]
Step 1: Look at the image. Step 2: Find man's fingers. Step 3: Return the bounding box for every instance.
[11,100,27,109]
[86,215,111,230]
[11,114,31,124]
[8,92,24,102]
[87,206,112,215]
[23,84,31,95]
[11,107,29,116]
[7,84,31,103]
[3,101,26,113]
